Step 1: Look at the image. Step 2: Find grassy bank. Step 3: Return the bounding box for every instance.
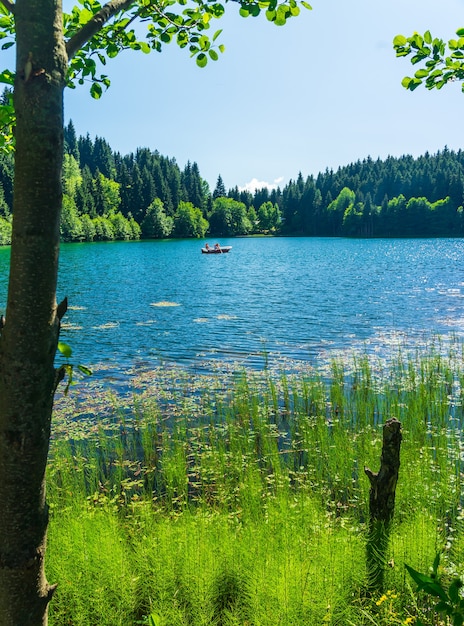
[47,342,464,624]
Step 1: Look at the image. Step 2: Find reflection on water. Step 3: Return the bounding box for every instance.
[0,237,463,381]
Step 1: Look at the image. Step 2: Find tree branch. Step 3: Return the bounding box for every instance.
[0,0,15,14]
[65,0,136,60]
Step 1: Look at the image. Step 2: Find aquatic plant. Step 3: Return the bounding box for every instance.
[46,340,464,624]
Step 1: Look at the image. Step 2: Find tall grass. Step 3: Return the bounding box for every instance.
[47,341,464,624]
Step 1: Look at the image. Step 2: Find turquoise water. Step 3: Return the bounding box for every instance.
[1,237,464,378]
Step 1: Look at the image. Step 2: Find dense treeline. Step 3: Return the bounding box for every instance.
[0,122,463,244]
[272,148,464,237]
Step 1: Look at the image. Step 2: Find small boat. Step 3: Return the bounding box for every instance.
[201,245,232,254]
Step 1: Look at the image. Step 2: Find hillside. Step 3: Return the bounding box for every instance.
[0,124,462,243]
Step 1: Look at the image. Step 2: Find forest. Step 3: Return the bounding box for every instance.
[0,120,463,244]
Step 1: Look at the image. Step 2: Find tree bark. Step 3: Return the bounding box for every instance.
[0,0,67,623]
[364,417,402,592]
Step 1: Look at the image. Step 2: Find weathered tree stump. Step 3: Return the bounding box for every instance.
[364,417,402,592]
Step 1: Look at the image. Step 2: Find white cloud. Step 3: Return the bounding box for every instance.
[238,177,284,194]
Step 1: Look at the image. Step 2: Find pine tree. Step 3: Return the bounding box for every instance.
[213,174,227,199]
[64,120,80,162]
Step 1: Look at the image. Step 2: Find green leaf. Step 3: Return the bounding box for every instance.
[106,43,119,58]
[405,564,430,585]
[404,563,448,600]
[77,364,93,376]
[411,53,427,65]
[434,600,452,613]
[449,579,463,604]
[199,34,209,50]
[212,29,222,42]
[393,34,407,47]
[239,7,249,17]
[412,33,424,49]
[301,0,312,8]
[424,30,432,44]
[208,49,218,61]
[148,614,162,626]
[401,76,414,89]
[455,613,464,626]
[0,69,14,85]
[274,5,287,25]
[63,364,73,396]
[456,28,464,37]
[209,3,225,18]
[57,342,73,358]
[90,82,102,99]
[196,52,207,67]
[78,8,93,24]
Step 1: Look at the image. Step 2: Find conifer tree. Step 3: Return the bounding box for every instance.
[213,174,227,199]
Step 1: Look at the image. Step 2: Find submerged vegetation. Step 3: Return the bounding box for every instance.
[47,340,464,625]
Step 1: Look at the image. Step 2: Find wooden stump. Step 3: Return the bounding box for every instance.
[364,418,402,592]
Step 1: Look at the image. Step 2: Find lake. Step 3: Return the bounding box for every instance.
[0,237,463,381]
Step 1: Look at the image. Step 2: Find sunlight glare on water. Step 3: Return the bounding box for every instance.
[0,237,463,379]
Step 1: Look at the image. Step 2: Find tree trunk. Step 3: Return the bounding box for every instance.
[364,417,402,592]
[0,0,67,623]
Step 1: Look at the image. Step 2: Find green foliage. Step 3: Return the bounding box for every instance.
[0,215,11,245]
[3,125,464,242]
[257,200,281,231]
[394,28,464,92]
[0,85,14,154]
[0,0,310,159]
[94,172,121,215]
[63,0,310,97]
[209,568,253,625]
[61,196,84,242]
[80,213,97,241]
[0,3,15,153]
[56,341,92,396]
[62,154,83,197]
[46,340,464,624]
[142,198,174,238]
[109,209,133,239]
[93,215,115,240]
[406,554,464,626]
[173,201,208,237]
[209,196,251,236]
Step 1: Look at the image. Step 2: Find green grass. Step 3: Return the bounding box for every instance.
[46,341,464,625]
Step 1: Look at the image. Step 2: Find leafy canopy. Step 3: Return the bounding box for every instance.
[0,0,311,152]
[393,28,464,92]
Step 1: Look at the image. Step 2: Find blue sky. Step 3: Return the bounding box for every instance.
[63,0,464,192]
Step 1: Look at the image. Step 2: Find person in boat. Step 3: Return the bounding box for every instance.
[205,243,211,250]
[214,243,221,251]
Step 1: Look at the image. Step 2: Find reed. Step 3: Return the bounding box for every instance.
[46,340,464,625]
